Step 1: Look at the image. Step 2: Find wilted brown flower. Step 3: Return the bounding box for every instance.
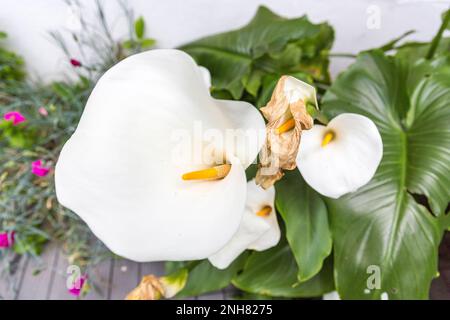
[256,76,316,189]
[125,275,165,300]
[125,269,188,300]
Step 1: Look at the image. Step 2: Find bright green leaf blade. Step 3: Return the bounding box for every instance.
[321,51,449,299]
[176,254,247,298]
[233,240,334,298]
[140,38,156,49]
[179,6,333,101]
[134,16,145,39]
[276,170,332,281]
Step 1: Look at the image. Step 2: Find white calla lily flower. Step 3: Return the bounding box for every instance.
[297,113,383,199]
[208,180,280,269]
[55,49,266,262]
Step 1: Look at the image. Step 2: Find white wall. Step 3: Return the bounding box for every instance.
[0,0,448,82]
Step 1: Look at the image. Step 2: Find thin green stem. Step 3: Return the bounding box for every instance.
[426,10,450,60]
[328,53,357,59]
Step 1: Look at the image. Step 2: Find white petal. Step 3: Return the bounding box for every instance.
[55,50,265,262]
[198,66,211,89]
[245,180,280,251]
[297,113,383,199]
[323,291,341,300]
[208,180,280,269]
[283,76,318,107]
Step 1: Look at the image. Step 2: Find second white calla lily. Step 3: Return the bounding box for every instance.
[208,180,280,269]
[55,50,266,262]
[297,113,383,199]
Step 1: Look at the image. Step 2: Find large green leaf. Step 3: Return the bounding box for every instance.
[275,170,332,281]
[179,6,333,101]
[176,254,248,298]
[321,51,449,299]
[232,240,334,298]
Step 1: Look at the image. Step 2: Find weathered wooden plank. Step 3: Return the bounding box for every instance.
[140,261,165,277]
[84,259,113,300]
[109,259,139,300]
[0,253,28,300]
[222,285,236,300]
[16,245,58,300]
[430,275,450,300]
[47,249,76,300]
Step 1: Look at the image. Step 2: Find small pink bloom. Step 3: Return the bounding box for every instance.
[38,107,48,116]
[31,160,51,177]
[68,275,87,296]
[0,231,15,248]
[70,58,82,67]
[4,111,26,125]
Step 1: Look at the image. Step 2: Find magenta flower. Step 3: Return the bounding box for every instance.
[4,111,26,125]
[31,160,51,177]
[70,59,82,67]
[0,231,15,248]
[68,275,87,296]
[38,107,48,116]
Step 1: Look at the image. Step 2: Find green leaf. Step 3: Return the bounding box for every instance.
[134,16,145,39]
[375,30,415,52]
[52,82,74,101]
[232,240,334,298]
[140,38,156,49]
[321,51,449,299]
[0,31,7,39]
[122,39,135,49]
[275,170,332,281]
[176,254,248,298]
[427,9,450,59]
[179,6,333,101]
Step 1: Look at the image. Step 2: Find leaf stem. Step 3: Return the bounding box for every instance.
[328,53,357,59]
[426,10,450,60]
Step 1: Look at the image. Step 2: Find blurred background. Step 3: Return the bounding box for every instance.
[0,0,448,82]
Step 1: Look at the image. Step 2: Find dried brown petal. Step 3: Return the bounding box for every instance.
[125,274,165,300]
[256,76,314,189]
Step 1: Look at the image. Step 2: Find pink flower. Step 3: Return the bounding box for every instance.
[38,107,48,116]
[31,160,51,177]
[68,275,87,296]
[4,111,26,125]
[70,58,82,67]
[0,231,15,248]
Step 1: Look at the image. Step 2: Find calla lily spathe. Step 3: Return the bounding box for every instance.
[55,50,266,262]
[297,113,383,199]
[208,180,280,269]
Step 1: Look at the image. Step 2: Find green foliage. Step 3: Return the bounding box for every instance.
[0,1,154,274]
[275,170,332,282]
[232,239,334,298]
[176,254,248,298]
[321,51,449,299]
[134,16,145,39]
[179,6,333,106]
[0,32,25,82]
[122,16,156,52]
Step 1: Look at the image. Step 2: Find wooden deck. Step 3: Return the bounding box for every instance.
[1,232,449,300]
[0,245,232,300]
